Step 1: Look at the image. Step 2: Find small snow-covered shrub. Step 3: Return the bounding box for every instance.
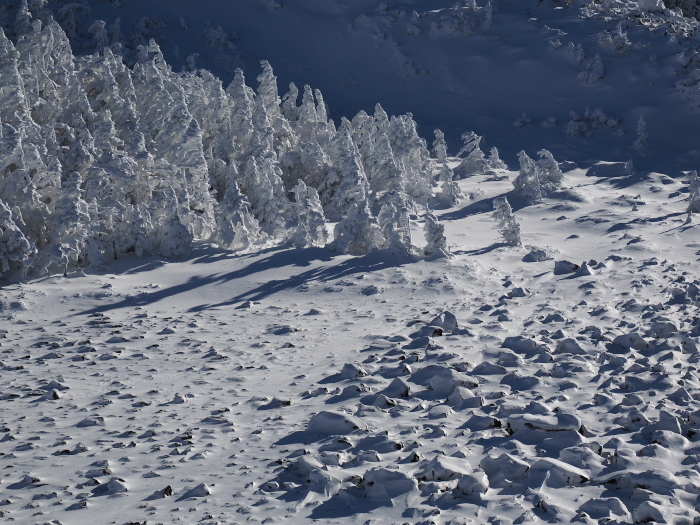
[633,115,650,151]
[513,113,532,128]
[455,131,488,178]
[578,54,604,84]
[423,212,449,257]
[513,150,564,202]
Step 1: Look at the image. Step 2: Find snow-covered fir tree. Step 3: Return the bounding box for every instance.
[290,179,328,248]
[423,212,449,257]
[513,149,563,202]
[455,131,487,178]
[493,196,522,246]
[433,128,462,206]
[633,114,650,151]
[687,170,700,215]
[215,178,262,251]
[0,13,447,277]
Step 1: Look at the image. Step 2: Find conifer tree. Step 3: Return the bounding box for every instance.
[493,196,521,245]
[0,198,35,276]
[323,125,371,221]
[227,68,255,161]
[290,179,328,248]
[687,171,700,214]
[378,190,413,256]
[423,212,449,257]
[216,178,261,250]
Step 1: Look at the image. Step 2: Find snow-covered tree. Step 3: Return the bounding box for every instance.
[281,82,299,122]
[513,150,541,202]
[386,114,433,206]
[0,198,35,277]
[215,178,262,250]
[365,132,407,211]
[290,179,328,248]
[455,131,487,178]
[257,60,281,122]
[378,190,413,256]
[513,149,563,202]
[578,53,604,84]
[227,68,255,160]
[633,114,649,151]
[331,199,383,256]
[493,196,522,246]
[433,128,448,165]
[486,147,508,171]
[688,171,700,214]
[323,125,372,221]
[535,149,564,191]
[423,212,449,257]
[297,84,320,144]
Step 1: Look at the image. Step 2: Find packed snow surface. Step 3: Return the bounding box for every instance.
[3,164,700,523]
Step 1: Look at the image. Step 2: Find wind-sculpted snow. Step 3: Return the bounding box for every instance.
[3,156,700,523]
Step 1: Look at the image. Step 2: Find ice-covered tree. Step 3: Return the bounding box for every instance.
[423,212,449,257]
[257,60,281,121]
[290,179,328,248]
[535,149,564,191]
[331,199,383,256]
[0,198,35,277]
[365,132,407,211]
[513,149,563,202]
[386,114,433,206]
[297,84,320,143]
[578,54,604,85]
[455,131,487,178]
[633,115,649,151]
[493,196,521,246]
[281,82,299,122]
[513,150,541,202]
[322,125,372,221]
[215,178,262,250]
[432,128,462,206]
[240,156,291,238]
[433,128,448,165]
[687,171,700,215]
[486,147,508,171]
[227,68,255,160]
[41,171,89,274]
[378,190,413,256]
[279,140,330,192]
[439,164,462,206]
[169,118,217,239]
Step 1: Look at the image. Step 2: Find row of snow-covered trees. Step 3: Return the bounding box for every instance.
[0,10,457,278]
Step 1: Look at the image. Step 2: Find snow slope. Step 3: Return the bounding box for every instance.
[3,1,700,524]
[2,165,700,524]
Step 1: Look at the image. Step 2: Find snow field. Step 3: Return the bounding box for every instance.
[2,162,700,523]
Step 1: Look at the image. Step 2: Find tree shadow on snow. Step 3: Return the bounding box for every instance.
[437,194,499,222]
[73,246,414,317]
[454,241,514,256]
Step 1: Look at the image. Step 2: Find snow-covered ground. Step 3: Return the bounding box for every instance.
[3,0,700,524]
[3,164,700,524]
